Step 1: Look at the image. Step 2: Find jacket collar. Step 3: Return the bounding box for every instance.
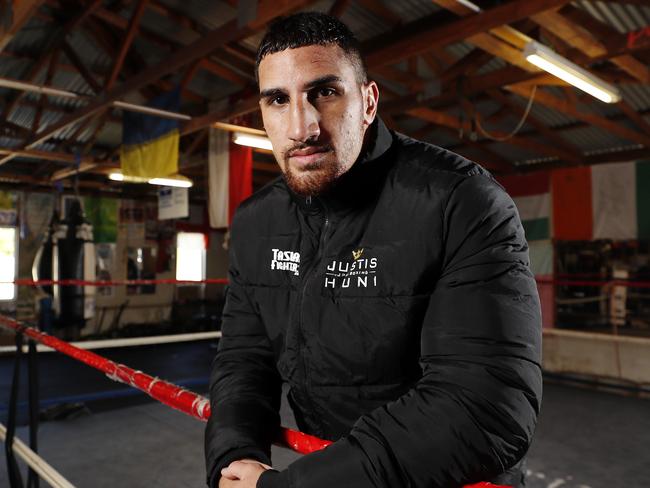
[289,117,395,215]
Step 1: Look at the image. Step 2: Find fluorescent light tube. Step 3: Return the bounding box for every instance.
[455,0,481,12]
[524,41,621,104]
[233,132,273,151]
[108,172,148,183]
[109,172,192,187]
[149,176,193,188]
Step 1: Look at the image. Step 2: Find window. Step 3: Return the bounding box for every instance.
[0,227,16,300]
[176,232,206,282]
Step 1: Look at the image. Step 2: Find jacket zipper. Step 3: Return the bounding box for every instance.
[296,196,329,426]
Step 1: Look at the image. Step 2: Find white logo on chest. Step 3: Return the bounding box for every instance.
[270,248,300,276]
[324,249,379,289]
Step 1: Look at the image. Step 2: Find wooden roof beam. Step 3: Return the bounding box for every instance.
[12,0,314,169]
[61,41,102,93]
[438,48,493,84]
[487,88,583,161]
[558,5,650,84]
[432,124,514,172]
[182,2,573,137]
[506,84,650,147]
[31,50,60,137]
[364,0,571,68]
[93,6,251,87]
[0,147,100,165]
[38,0,306,144]
[105,0,150,91]
[404,106,579,169]
[531,9,607,58]
[430,0,537,72]
[0,0,46,53]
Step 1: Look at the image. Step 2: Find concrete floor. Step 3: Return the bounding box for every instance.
[1,382,649,488]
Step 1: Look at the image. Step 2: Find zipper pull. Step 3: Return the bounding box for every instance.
[306,196,312,206]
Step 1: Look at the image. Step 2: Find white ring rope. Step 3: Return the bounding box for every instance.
[0,330,222,354]
[0,422,76,488]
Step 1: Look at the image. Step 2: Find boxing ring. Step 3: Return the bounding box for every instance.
[9,275,628,487]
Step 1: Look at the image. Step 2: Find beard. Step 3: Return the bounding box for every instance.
[282,155,343,197]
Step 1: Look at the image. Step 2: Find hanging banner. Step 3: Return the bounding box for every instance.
[208,127,253,228]
[84,196,118,243]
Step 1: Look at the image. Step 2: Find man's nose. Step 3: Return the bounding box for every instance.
[288,99,320,142]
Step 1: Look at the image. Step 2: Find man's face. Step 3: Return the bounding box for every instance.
[258,44,378,196]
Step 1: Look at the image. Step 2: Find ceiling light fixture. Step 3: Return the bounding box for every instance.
[108,172,193,188]
[233,132,273,151]
[108,172,148,183]
[149,176,193,188]
[454,0,481,12]
[523,41,621,104]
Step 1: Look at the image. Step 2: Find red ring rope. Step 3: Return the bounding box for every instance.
[8,278,229,286]
[0,315,505,488]
[5,277,650,288]
[535,278,650,288]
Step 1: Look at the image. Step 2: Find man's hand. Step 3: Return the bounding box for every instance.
[219,459,271,488]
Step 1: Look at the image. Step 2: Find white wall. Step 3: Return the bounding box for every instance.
[543,329,650,385]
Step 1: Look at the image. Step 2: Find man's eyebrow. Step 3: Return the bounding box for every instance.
[259,88,286,99]
[259,75,344,99]
[304,74,343,89]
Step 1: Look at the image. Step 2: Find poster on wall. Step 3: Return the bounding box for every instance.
[122,222,146,244]
[84,197,118,243]
[158,186,188,220]
[0,190,17,226]
[120,200,158,242]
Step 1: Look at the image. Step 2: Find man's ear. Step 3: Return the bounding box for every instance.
[363,81,379,126]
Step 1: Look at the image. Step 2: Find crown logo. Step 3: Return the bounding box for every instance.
[352,248,364,260]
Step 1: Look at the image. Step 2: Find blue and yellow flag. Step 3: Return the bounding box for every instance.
[120,88,180,178]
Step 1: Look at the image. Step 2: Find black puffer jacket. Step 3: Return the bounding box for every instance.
[205,119,542,488]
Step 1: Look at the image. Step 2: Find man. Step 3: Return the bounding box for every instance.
[205,12,542,488]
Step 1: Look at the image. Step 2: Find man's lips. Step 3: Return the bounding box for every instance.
[288,147,331,166]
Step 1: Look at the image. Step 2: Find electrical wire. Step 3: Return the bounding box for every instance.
[475,85,537,142]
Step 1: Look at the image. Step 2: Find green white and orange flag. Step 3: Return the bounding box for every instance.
[552,161,650,240]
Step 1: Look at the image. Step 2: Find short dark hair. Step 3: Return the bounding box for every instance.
[255,12,368,84]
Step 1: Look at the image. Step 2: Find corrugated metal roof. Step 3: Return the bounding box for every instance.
[3,15,51,54]
[445,41,472,63]
[240,0,333,52]
[620,85,650,113]
[487,141,545,163]
[7,105,36,129]
[0,137,21,149]
[509,91,577,128]
[514,155,559,167]
[186,70,241,101]
[574,0,650,34]
[341,1,393,42]
[584,142,643,158]
[0,0,648,183]
[390,0,441,24]
[158,0,235,31]
[562,124,629,153]
[0,54,32,80]
[64,30,113,77]
[474,56,507,76]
